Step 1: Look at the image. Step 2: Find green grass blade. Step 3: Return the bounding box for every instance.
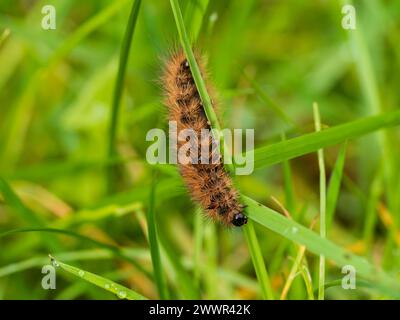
[193,209,204,290]
[157,230,200,299]
[243,71,297,128]
[184,0,210,41]
[326,142,347,231]
[0,227,150,278]
[0,248,148,278]
[107,0,141,191]
[243,220,274,299]
[313,103,326,300]
[146,171,169,299]
[249,110,400,170]
[363,171,383,248]
[53,256,147,300]
[280,245,308,300]
[0,177,61,252]
[313,279,373,296]
[281,133,295,213]
[204,223,218,299]
[242,195,400,297]
[0,177,45,226]
[50,0,132,66]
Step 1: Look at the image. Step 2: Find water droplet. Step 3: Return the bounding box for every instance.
[291,226,298,234]
[105,284,110,289]
[49,255,59,267]
[78,270,85,277]
[210,12,218,23]
[118,291,127,299]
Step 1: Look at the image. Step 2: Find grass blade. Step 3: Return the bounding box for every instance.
[280,245,307,300]
[243,71,297,128]
[0,177,45,226]
[242,195,400,297]
[193,209,204,290]
[146,171,169,299]
[107,0,141,191]
[248,110,400,170]
[313,103,326,300]
[0,227,151,278]
[0,177,61,252]
[243,220,274,299]
[326,142,347,231]
[184,0,210,41]
[52,256,147,300]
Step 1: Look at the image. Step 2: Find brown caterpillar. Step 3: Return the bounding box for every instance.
[162,50,247,227]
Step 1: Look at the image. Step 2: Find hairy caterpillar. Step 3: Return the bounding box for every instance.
[162,51,247,227]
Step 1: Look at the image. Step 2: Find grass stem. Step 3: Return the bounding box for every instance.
[313,102,326,300]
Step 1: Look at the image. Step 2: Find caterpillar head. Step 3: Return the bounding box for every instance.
[231,212,248,227]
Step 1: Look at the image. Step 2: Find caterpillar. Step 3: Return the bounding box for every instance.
[162,50,247,227]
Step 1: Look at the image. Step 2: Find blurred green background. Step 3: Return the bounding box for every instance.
[0,0,399,299]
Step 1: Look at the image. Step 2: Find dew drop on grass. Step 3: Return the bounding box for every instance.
[78,270,85,277]
[49,255,59,268]
[291,226,298,234]
[105,283,110,289]
[118,291,127,299]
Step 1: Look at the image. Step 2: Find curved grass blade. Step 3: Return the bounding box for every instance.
[52,256,147,300]
[248,109,400,170]
[0,177,61,251]
[0,248,149,278]
[242,195,400,297]
[0,227,151,279]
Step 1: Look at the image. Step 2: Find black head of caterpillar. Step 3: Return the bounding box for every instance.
[162,50,248,227]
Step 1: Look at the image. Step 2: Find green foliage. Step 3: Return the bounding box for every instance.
[1,0,399,300]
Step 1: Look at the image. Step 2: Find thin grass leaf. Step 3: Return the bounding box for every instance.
[184,0,210,41]
[243,220,274,299]
[0,248,149,278]
[326,142,347,231]
[281,133,295,213]
[243,71,296,128]
[299,264,315,300]
[193,209,204,290]
[242,195,400,297]
[52,256,147,300]
[0,227,151,278]
[107,0,141,191]
[146,170,169,299]
[248,109,400,170]
[0,177,61,252]
[0,177,45,226]
[313,279,373,296]
[363,170,383,248]
[313,102,326,300]
[280,245,307,300]
[157,230,200,299]
[204,223,218,299]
